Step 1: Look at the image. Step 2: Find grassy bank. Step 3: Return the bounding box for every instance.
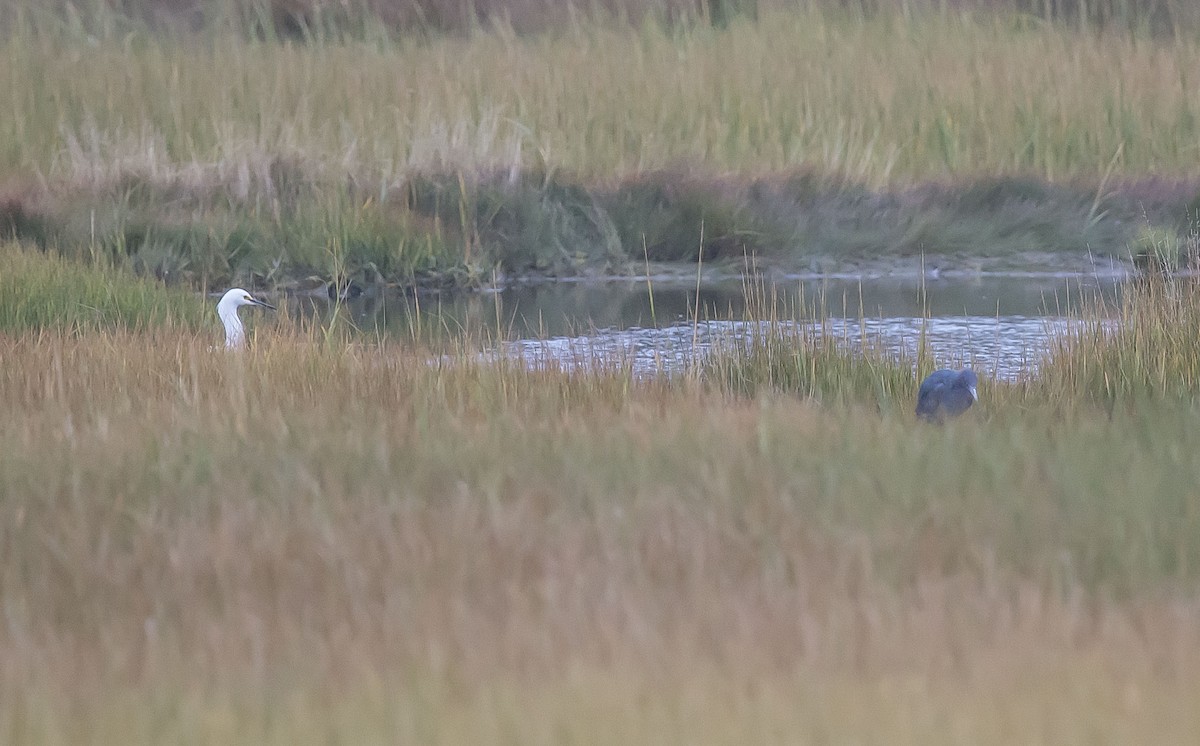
[0,244,208,332]
[4,7,1200,288]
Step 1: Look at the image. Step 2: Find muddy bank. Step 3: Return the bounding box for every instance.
[0,167,1191,293]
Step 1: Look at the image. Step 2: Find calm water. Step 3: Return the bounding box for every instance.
[285,273,1122,380]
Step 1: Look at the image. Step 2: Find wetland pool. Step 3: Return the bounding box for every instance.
[280,272,1123,380]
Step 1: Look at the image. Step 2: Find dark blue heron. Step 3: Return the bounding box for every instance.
[915,368,978,422]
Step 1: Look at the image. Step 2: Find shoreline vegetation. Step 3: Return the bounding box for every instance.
[4,1,1200,291]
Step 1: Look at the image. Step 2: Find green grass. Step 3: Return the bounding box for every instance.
[0,243,208,332]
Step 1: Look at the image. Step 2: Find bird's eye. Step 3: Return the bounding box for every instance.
[244,295,252,302]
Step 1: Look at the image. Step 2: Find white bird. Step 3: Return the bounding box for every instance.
[217,288,276,349]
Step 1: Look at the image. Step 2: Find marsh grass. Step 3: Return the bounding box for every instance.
[8,9,1200,183]
[9,217,1200,743]
[3,321,1200,741]
[3,250,1200,740]
[702,276,920,408]
[4,7,1200,286]
[0,243,208,331]
[1038,273,1200,403]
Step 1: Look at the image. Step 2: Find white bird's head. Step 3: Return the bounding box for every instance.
[217,288,276,349]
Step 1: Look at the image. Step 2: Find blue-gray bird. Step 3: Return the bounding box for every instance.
[915,368,978,422]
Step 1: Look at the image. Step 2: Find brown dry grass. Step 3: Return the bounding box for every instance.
[2,321,1200,741]
[10,8,1200,184]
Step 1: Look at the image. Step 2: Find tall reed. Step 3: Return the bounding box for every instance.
[4,8,1200,185]
[1038,274,1200,403]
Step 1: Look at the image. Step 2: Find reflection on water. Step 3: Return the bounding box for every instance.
[287,274,1121,380]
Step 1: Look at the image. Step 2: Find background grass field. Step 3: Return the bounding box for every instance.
[4,0,1200,286]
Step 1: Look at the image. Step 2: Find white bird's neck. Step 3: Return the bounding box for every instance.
[218,302,245,349]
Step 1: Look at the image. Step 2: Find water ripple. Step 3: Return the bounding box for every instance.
[504,315,1088,381]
